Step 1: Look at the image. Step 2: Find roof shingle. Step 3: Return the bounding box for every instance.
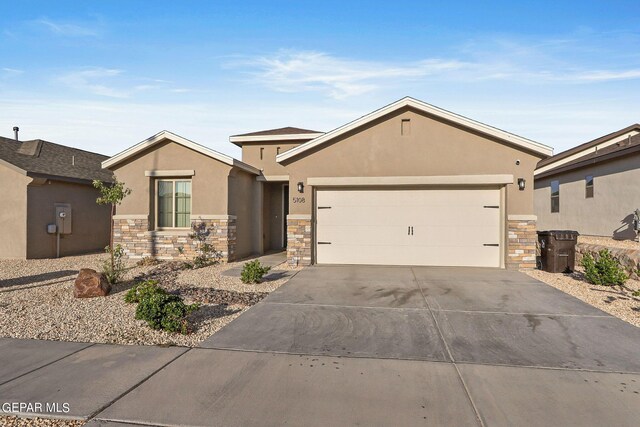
[0,136,113,183]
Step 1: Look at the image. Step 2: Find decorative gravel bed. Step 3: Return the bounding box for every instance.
[0,416,83,427]
[0,253,298,347]
[525,267,640,327]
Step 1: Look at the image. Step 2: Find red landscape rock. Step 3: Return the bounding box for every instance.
[74,268,111,298]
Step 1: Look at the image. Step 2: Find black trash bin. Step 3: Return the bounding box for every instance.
[537,230,579,273]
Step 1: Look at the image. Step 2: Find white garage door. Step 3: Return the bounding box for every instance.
[315,188,502,267]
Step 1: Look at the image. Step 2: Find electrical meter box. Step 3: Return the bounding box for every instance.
[55,204,72,235]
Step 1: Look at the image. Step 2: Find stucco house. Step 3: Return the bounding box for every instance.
[103,97,553,269]
[0,132,113,259]
[535,124,640,240]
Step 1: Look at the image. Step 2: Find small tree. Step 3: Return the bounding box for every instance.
[93,178,132,276]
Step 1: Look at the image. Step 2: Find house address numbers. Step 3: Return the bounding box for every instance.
[293,197,306,203]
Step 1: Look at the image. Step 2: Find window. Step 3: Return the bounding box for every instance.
[157,179,191,228]
[401,119,411,136]
[550,180,559,213]
[585,175,594,198]
[277,146,281,155]
[260,147,264,160]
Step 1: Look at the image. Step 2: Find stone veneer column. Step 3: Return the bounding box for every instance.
[287,215,312,266]
[506,215,537,270]
[113,214,236,262]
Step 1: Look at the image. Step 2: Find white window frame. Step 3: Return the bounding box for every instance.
[155,179,192,230]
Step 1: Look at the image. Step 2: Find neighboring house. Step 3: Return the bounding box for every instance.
[103,97,552,269]
[0,133,113,259]
[534,124,640,240]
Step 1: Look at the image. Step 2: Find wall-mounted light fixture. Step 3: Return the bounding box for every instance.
[297,182,304,193]
[518,178,526,191]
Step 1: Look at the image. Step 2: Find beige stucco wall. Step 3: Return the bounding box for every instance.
[228,168,262,258]
[0,164,29,258]
[26,180,111,258]
[281,107,544,215]
[111,139,233,219]
[242,141,303,175]
[534,153,640,240]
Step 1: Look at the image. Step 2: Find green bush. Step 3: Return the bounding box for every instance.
[581,249,628,286]
[102,244,126,284]
[188,221,222,268]
[240,260,271,284]
[125,280,199,334]
[124,280,165,303]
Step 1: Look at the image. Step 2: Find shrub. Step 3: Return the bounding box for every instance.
[581,249,628,286]
[188,221,222,268]
[102,244,126,284]
[125,280,199,334]
[136,256,161,267]
[135,291,199,334]
[241,260,271,284]
[124,280,165,303]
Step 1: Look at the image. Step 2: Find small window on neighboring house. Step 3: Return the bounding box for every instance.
[401,119,411,136]
[550,180,560,213]
[260,147,264,160]
[277,146,281,155]
[157,179,191,228]
[585,175,594,198]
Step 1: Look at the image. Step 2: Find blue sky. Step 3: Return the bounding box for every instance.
[1,1,639,157]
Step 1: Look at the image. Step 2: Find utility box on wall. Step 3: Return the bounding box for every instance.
[55,203,72,235]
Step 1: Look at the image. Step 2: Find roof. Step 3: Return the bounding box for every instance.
[536,124,640,175]
[0,136,113,183]
[276,97,553,163]
[536,133,640,179]
[102,130,261,175]
[229,127,324,146]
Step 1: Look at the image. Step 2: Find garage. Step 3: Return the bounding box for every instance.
[315,187,503,267]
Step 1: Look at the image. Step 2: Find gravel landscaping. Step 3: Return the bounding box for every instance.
[0,253,299,347]
[0,416,83,427]
[578,235,640,250]
[526,267,640,327]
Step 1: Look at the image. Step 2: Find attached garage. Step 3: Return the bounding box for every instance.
[277,97,553,270]
[315,186,503,267]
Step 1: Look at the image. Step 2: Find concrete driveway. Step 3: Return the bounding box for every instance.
[95,265,640,426]
[3,266,639,426]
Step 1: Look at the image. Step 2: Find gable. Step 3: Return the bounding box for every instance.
[277,97,552,163]
[281,107,545,177]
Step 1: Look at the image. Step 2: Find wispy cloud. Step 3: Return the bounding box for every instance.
[57,67,194,98]
[232,43,640,99]
[58,67,128,98]
[231,51,470,99]
[1,67,23,76]
[33,18,99,37]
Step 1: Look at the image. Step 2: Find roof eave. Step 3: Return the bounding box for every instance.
[229,133,325,146]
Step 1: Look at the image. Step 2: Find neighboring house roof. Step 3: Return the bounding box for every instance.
[535,124,640,176]
[276,97,553,162]
[102,130,261,175]
[536,133,640,179]
[229,127,324,146]
[0,136,113,183]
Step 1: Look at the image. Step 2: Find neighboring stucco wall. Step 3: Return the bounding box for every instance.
[242,141,303,175]
[26,180,111,258]
[535,153,640,240]
[281,107,544,216]
[111,139,232,218]
[0,164,29,258]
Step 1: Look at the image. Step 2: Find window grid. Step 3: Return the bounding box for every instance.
[156,179,192,229]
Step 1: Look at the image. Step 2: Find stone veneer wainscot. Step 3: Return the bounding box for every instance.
[113,215,236,262]
[507,215,537,270]
[287,215,312,266]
